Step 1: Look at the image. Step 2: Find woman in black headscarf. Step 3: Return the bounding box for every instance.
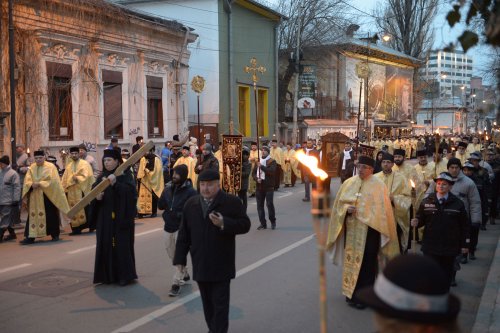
[92,149,138,286]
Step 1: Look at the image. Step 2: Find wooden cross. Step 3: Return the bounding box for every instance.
[244,57,266,87]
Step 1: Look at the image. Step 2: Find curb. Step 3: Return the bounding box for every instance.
[472,228,500,333]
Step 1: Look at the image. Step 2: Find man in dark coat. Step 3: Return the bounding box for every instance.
[158,164,197,297]
[251,146,277,229]
[411,172,470,290]
[92,149,138,286]
[174,169,250,333]
[338,140,355,184]
[194,143,219,190]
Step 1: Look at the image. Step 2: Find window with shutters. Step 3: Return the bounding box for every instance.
[102,69,123,139]
[47,62,73,141]
[146,76,164,137]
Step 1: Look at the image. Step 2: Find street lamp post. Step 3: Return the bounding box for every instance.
[190,75,206,145]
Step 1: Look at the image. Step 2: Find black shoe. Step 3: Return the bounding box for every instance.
[249,194,256,198]
[20,238,35,245]
[460,255,468,264]
[480,225,487,231]
[69,230,82,236]
[345,297,355,306]
[302,198,310,202]
[257,225,267,230]
[169,284,181,297]
[354,303,366,310]
[118,279,129,286]
[51,236,60,242]
[3,234,17,241]
[150,213,157,218]
[469,252,476,260]
[451,278,457,287]
[89,228,95,233]
[271,222,276,230]
[180,273,190,285]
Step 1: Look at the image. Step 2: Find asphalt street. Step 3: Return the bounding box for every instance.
[0,177,498,333]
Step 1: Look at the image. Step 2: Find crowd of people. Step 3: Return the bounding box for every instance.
[0,132,499,332]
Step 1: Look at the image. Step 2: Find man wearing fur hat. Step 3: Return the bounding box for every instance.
[173,146,197,189]
[194,143,219,191]
[327,155,400,309]
[62,146,95,235]
[0,156,20,242]
[20,150,70,244]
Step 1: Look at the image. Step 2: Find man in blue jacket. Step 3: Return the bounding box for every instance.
[158,164,196,296]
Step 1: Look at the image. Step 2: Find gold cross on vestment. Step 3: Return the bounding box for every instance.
[244,57,266,87]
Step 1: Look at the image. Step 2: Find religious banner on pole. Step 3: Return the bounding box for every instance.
[222,135,243,194]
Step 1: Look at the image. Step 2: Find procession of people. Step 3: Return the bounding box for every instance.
[0,130,499,332]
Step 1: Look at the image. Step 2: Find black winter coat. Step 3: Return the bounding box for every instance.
[416,192,470,257]
[173,190,251,282]
[158,179,197,233]
[194,153,219,174]
[251,158,276,192]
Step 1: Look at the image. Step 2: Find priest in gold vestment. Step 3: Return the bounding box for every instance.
[247,142,259,196]
[137,148,164,218]
[62,146,95,235]
[327,155,400,308]
[173,146,197,187]
[20,150,70,244]
[375,153,412,252]
[282,143,300,187]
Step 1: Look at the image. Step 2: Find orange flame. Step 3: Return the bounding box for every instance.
[410,179,415,188]
[295,150,328,180]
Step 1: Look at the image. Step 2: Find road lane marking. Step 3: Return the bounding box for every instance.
[136,228,163,237]
[67,228,163,254]
[68,245,96,254]
[111,234,315,333]
[249,189,302,205]
[0,263,32,274]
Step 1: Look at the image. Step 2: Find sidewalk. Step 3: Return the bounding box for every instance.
[473,220,500,333]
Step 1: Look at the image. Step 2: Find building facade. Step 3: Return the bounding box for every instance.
[117,0,283,144]
[0,0,196,160]
[421,50,473,99]
[279,38,420,143]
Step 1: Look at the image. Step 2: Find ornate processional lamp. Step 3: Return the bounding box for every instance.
[244,57,266,159]
[295,150,330,333]
[191,75,206,145]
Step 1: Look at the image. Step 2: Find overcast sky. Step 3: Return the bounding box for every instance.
[265,0,493,84]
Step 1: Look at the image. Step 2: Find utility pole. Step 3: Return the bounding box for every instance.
[9,0,17,168]
[291,5,302,146]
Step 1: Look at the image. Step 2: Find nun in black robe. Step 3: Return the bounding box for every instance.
[92,149,138,286]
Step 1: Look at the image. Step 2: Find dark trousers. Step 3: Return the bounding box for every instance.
[274,165,282,190]
[198,280,230,333]
[424,253,455,291]
[256,190,275,226]
[470,225,480,253]
[490,178,500,219]
[352,227,380,303]
[291,171,297,186]
[237,189,248,214]
[152,195,158,215]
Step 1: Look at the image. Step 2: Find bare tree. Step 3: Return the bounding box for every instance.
[275,0,353,120]
[374,0,439,60]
